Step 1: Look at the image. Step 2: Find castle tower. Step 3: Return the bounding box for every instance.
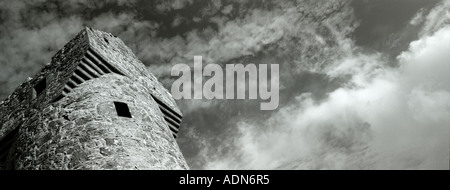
[0,27,188,170]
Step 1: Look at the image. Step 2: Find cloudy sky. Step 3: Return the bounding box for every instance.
[0,0,449,169]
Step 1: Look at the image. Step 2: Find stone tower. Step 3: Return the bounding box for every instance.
[0,27,188,170]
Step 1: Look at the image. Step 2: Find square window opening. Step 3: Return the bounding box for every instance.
[114,101,132,118]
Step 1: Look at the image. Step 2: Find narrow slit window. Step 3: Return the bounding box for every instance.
[114,101,132,118]
[34,78,46,96]
[0,126,20,169]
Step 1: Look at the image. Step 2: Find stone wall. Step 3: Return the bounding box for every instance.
[0,29,89,141]
[0,27,188,170]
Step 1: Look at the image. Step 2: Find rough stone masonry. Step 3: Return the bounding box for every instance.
[0,27,189,170]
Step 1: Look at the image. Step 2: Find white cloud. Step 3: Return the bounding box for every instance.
[399,26,450,91]
[409,8,425,26]
[199,5,450,170]
[221,4,233,15]
[420,0,450,37]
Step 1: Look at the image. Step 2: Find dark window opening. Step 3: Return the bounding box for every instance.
[114,101,132,118]
[33,78,46,97]
[0,126,19,169]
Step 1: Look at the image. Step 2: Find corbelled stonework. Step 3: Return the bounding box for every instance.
[0,27,188,170]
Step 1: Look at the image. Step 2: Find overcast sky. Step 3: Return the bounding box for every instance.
[0,0,449,169]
